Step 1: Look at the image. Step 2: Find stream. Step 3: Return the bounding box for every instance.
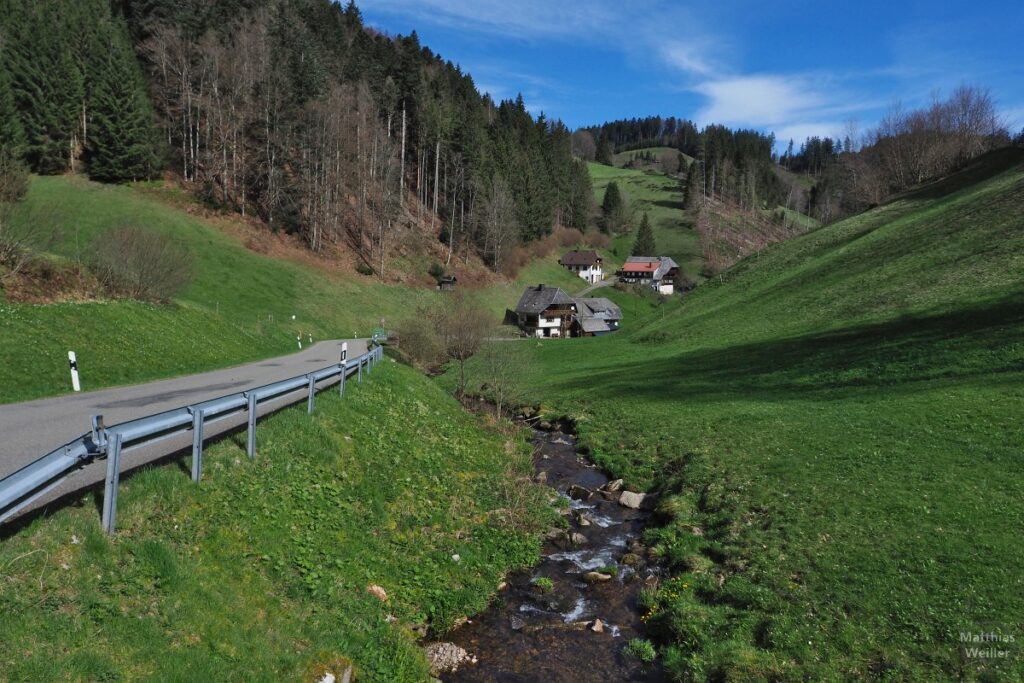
[436,422,666,682]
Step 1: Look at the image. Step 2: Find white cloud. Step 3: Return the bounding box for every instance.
[693,75,825,127]
[660,42,717,78]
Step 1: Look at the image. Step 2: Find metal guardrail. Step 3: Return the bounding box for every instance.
[0,344,384,533]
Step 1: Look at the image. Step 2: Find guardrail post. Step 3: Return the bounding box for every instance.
[191,410,205,482]
[358,358,363,384]
[339,362,347,397]
[307,375,316,414]
[246,393,257,459]
[101,432,123,534]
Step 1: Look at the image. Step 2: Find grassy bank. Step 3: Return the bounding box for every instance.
[455,149,1024,679]
[0,360,556,681]
[0,176,586,403]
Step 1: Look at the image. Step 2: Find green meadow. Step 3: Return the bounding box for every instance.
[454,148,1024,680]
[588,161,702,280]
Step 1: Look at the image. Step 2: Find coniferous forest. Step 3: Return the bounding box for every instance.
[0,0,593,274]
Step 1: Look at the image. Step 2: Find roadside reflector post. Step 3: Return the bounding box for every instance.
[297,334,302,350]
[68,351,81,392]
[246,393,257,459]
[341,342,348,362]
[191,410,205,482]
[101,432,123,534]
[307,375,316,414]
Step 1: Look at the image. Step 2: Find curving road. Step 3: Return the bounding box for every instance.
[0,339,367,526]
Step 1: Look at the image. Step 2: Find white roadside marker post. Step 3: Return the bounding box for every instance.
[297,334,302,350]
[68,351,81,392]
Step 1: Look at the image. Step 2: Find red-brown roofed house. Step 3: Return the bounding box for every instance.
[617,256,680,294]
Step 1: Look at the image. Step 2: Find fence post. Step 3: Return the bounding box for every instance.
[191,410,205,482]
[101,432,123,534]
[339,362,347,397]
[246,392,257,459]
[307,375,316,414]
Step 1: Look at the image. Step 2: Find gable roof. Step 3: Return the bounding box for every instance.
[515,285,575,315]
[559,250,602,266]
[575,297,622,321]
[620,259,660,273]
[580,318,612,333]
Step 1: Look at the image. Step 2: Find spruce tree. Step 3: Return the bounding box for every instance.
[86,24,159,182]
[3,2,84,174]
[596,137,614,166]
[632,212,656,256]
[0,61,24,154]
[601,181,627,233]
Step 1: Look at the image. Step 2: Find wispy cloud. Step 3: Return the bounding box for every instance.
[362,0,615,40]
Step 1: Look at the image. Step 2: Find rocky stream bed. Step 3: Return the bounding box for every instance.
[428,422,666,682]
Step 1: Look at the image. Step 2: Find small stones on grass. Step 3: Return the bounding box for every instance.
[424,642,473,676]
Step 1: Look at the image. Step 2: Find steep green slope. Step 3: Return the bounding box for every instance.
[588,162,701,278]
[465,149,1024,680]
[0,176,584,403]
[0,361,555,681]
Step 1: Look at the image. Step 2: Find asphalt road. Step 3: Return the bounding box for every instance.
[0,339,367,526]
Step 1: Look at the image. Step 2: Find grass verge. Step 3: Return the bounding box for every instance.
[0,360,556,681]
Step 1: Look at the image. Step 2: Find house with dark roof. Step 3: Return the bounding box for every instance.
[558,249,604,284]
[511,285,578,338]
[617,256,680,294]
[572,297,623,336]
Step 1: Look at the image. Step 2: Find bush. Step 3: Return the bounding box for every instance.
[396,313,445,371]
[356,262,374,277]
[624,638,657,663]
[90,226,193,302]
[428,262,444,279]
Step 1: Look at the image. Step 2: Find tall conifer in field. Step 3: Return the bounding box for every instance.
[600,180,628,233]
[632,212,656,256]
[86,24,159,182]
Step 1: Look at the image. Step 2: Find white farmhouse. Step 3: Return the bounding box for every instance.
[558,250,604,284]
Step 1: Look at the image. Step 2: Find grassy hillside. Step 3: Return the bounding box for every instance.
[0,176,586,403]
[588,162,702,279]
[0,360,556,681]
[460,148,1024,679]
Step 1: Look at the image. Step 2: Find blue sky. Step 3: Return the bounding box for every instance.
[359,0,1024,146]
